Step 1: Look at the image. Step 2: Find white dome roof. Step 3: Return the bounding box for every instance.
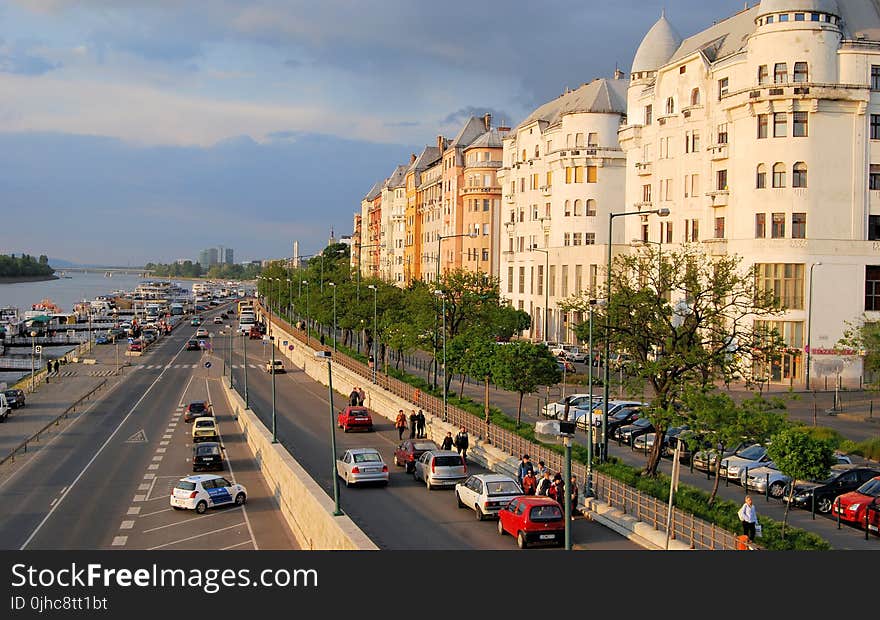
[631,13,683,74]
[757,0,839,17]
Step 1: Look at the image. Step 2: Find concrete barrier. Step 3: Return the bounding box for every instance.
[221,381,377,550]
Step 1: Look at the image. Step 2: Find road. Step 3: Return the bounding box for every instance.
[0,306,296,550]
[223,330,640,551]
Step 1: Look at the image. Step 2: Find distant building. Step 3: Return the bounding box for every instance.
[224,248,234,264]
[197,248,219,266]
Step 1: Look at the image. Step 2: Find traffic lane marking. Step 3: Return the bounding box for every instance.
[146,522,248,550]
[141,505,243,533]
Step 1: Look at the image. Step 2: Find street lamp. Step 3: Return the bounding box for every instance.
[602,207,670,462]
[328,282,337,351]
[302,281,310,344]
[30,330,37,393]
[242,331,250,409]
[530,245,549,342]
[270,335,278,443]
[434,289,448,421]
[286,278,292,322]
[227,328,233,388]
[316,351,343,516]
[806,262,823,391]
[367,284,377,383]
[585,298,604,498]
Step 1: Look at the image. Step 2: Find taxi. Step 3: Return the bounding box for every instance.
[170,475,247,514]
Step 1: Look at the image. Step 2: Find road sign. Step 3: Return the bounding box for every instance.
[204,361,212,369]
[288,345,294,351]
[34,345,42,354]
[67,329,76,337]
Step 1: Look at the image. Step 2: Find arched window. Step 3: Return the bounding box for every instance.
[690,88,701,106]
[772,162,786,188]
[586,199,597,216]
[564,200,571,216]
[793,162,807,188]
[666,97,675,114]
[573,199,583,216]
[756,164,767,189]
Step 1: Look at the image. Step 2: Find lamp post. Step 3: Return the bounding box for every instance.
[367,284,377,383]
[434,289,448,421]
[585,298,603,498]
[30,330,37,393]
[806,262,823,391]
[242,332,249,409]
[328,282,337,351]
[317,351,343,516]
[602,207,669,462]
[228,328,233,388]
[530,245,550,342]
[270,336,278,443]
[88,311,92,353]
[286,278,292,322]
[302,281,310,344]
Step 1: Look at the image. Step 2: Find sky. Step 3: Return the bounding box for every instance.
[0,0,749,265]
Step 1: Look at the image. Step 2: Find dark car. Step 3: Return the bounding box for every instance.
[786,466,880,514]
[603,406,644,437]
[186,339,200,351]
[184,401,214,423]
[614,417,655,445]
[4,389,25,409]
[393,439,440,473]
[192,442,224,472]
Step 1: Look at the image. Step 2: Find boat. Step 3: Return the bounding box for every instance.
[31,298,61,313]
[105,271,112,278]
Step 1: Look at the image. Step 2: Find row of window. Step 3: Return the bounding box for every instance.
[756,162,808,189]
[757,62,809,86]
[509,166,598,193]
[509,198,599,223]
[755,212,807,239]
[758,112,808,138]
[757,12,838,26]
[563,232,596,246]
[507,264,599,297]
[516,133,600,164]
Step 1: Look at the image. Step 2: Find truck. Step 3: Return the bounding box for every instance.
[170,303,184,316]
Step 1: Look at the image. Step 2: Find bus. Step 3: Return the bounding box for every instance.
[238,299,254,315]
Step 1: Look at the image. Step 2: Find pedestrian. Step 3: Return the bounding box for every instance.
[440,431,454,451]
[536,460,549,480]
[535,471,553,496]
[349,387,359,407]
[516,454,535,488]
[409,410,418,439]
[320,333,325,346]
[368,355,374,372]
[454,427,469,460]
[550,473,564,504]
[738,495,758,541]
[395,410,408,440]
[522,470,537,495]
[570,475,580,518]
[416,409,426,438]
[54,360,60,373]
[357,386,366,406]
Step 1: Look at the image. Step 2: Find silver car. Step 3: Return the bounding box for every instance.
[413,450,467,490]
[455,474,523,520]
[336,448,389,487]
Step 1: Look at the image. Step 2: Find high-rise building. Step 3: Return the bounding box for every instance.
[224,248,234,264]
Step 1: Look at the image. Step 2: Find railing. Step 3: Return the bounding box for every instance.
[264,303,740,550]
[0,379,109,470]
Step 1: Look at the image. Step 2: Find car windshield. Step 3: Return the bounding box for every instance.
[175,481,196,491]
[486,480,522,496]
[413,442,436,451]
[189,403,206,412]
[856,478,880,497]
[195,445,220,456]
[529,505,563,521]
[634,418,651,427]
[612,410,634,420]
[434,456,463,467]
[348,408,368,417]
[195,420,214,428]
[736,445,766,460]
[353,452,381,463]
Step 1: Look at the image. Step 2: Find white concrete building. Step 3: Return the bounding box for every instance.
[497,77,629,343]
[380,165,408,284]
[619,0,880,384]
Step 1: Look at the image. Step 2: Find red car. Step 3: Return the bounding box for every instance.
[496,496,565,549]
[393,439,439,473]
[336,406,374,432]
[128,340,143,352]
[832,475,880,531]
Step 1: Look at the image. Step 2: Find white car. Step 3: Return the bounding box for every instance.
[170,475,247,514]
[588,401,649,427]
[195,328,209,338]
[720,444,772,483]
[542,393,596,419]
[336,448,389,487]
[455,474,523,521]
[746,454,854,497]
[265,359,285,374]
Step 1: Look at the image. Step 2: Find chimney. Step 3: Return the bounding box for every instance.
[497,119,511,133]
[410,152,417,164]
[437,135,445,152]
[483,113,492,131]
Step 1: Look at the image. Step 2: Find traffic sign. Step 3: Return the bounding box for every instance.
[204,361,212,369]
[288,345,294,351]
[35,345,43,354]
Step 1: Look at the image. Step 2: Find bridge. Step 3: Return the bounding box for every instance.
[59,267,154,276]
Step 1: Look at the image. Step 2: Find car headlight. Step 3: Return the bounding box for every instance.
[847,503,862,512]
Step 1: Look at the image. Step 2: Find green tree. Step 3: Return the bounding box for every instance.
[838,317,878,377]
[491,341,561,425]
[767,427,836,539]
[458,334,499,438]
[562,245,785,476]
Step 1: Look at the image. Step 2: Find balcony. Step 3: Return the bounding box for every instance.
[460,185,501,196]
[540,185,552,196]
[702,238,728,256]
[633,201,653,209]
[708,143,728,161]
[706,190,729,207]
[539,216,552,232]
[465,160,503,170]
[635,161,653,176]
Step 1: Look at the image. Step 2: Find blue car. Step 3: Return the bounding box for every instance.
[95,335,111,345]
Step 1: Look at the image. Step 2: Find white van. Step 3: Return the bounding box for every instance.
[238,311,256,334]
[0,392,9,422]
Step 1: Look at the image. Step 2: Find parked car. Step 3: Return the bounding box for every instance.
[265,359,285,374]
[633,431,659,452]
[542,393,596,419]
[170,474,246,514]
[0,393,9,422]
[831,475,880,528]
[497,496,565,549]
[336,448,389,487]
[693,442,749,473]
[95,334,110,345]
[745,462,790,498]
[786,466,880,513]
[592,406,645,435]
[556,359,576,374]
[192,442,224,472]
[614,417,655,445]
[336,406,373,432]
[412,450,467,490]
[455,474,523,520]
[4,389,25,409]
[186,339,201,351]
[184,401,213,423]
[249,326,261,339]
[720,444,773,484]
[191,417,219,443]
[393,439,439,473]
[660,425,693,459]
[588,401,649,427]
[213,316,223,324]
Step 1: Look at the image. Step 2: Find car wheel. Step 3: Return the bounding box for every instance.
[517,531,528,549]
[455,492,464,508]
[195,501,207,514]
[235,492,246,506]
[768,481,785,499]
[817,496,833,514]
[497,519,505,536]
[475,505,485,521]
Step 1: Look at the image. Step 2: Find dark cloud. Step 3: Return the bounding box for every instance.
[0,47,61,75]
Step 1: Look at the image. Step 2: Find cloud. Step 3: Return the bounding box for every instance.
[440,106,513,129]
[0,42,62,75]
[383,121,420,128]
[283,58,301,69]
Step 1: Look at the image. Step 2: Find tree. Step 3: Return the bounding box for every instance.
[491,341,561,425]
[838,317,878,377]
[767,427,836,539]
[562,245,785,476]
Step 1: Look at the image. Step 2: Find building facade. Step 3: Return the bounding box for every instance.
[619,0,880,383]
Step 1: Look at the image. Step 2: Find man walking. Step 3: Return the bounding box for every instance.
[517,454,535,489]
[395,410,408,440]
[416,409,426,438]
[454,427,469,461]
[348,387,359,407]
[409,410,418,439]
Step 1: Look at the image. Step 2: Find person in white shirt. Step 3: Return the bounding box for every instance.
[738,495,758,541]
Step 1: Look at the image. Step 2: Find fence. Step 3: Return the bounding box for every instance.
[0,379,109,470]
[265,304,741,550]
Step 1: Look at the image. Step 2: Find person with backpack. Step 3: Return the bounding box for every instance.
[454,427,469,461]
[409,410,418,439]
[395,410,408,440]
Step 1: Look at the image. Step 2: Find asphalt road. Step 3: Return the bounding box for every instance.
[0,306,296,550]
[223,333,640,551]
